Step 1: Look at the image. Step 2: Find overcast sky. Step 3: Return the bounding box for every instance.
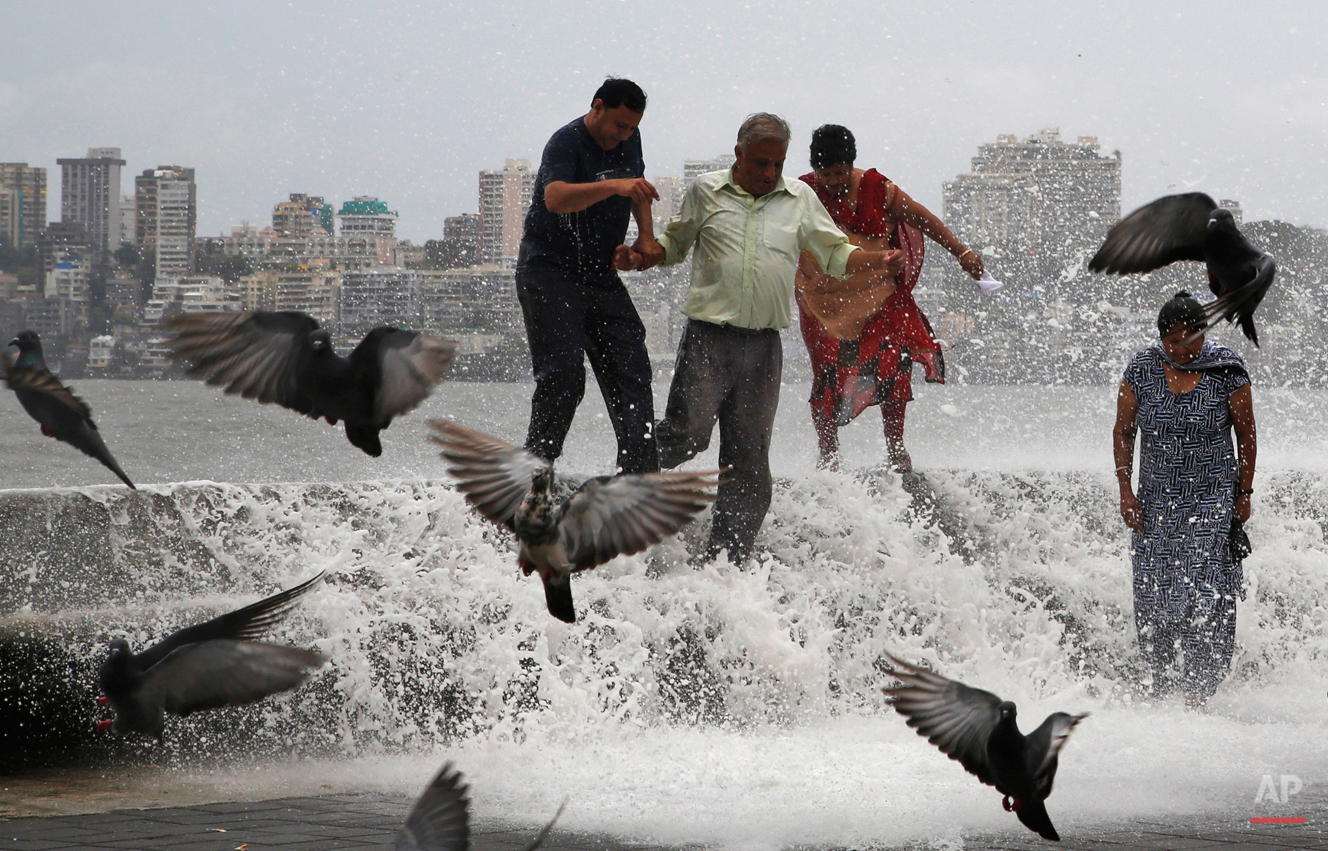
[3,1,1325,243]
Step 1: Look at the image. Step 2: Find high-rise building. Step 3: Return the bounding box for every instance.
[273,193,333,237]
[57,147,126,261]
[339,196,397,239]
[477,159,535,267]
[272,270,342,326]
[683,154,735,185]
[444,213,479,244]
[338,196,398,266]
[35,222,93,287]
[0,164,47,249]
[117,194,135,250]
[135,166,197,276]
[653,176,686,227]
[45,245,91,323]
[942,128,1121,284]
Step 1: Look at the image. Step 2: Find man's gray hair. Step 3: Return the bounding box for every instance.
[736,113,791,150]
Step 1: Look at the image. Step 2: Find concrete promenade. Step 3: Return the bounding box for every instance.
[0,790,1326,851]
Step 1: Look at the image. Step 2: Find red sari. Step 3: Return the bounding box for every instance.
[799,169,944,427]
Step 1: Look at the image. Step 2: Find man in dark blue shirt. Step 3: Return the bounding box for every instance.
[517,77,661,474]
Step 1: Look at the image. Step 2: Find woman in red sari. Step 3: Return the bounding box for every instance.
[796,124,983,470]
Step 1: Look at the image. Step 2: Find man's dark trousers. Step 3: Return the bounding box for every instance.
[516,260,659,474]
[656,319,782,562]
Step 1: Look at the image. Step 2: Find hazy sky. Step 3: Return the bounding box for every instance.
[3,1,1325,243]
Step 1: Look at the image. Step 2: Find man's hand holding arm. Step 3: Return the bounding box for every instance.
[628,197,669,271]
[631,183,699,271]
[546,178,658,214]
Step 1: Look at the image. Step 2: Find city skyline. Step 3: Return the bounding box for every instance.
[8,128,1302,270]
[3,3,1325,243]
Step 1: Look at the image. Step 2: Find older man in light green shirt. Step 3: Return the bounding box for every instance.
[658,166,863,329]
[639,112,903,563]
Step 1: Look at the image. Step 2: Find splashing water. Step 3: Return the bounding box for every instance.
[4,461,1326,848]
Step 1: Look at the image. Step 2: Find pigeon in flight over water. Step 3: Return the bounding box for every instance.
[3,330,135,488]
[97,572,327,739]
[1088,192,1276,346]
[882,654,1086,842]
[162,311,457,456]
[429,419,722,623]
[396,761,564,851]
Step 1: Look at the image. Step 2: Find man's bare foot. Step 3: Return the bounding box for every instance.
[887,445,912,472]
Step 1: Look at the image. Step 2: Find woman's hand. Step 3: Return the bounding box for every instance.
[958,248,984,279]
[1120,490,1143,531]
[1235,492,1252,523]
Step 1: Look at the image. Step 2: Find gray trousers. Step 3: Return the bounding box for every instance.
[656,319,782,562]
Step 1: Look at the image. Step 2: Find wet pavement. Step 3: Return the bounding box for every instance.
[0,789,1325,851]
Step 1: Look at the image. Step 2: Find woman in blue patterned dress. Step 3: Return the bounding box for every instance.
[1113,292,1257,708]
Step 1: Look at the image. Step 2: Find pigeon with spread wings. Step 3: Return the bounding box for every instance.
[96,572,327,740]
[1088,192,1276,346]
[3,330,135,488]
[162,311,456,456]
[429,419,722,623]
[882,654,1086,842]
[396,761,564,851]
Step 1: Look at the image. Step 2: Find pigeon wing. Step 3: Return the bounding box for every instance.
[162,311,321,414]
[3,365,94,420]
[559,470,721,570]
[520,800,566,851]
[140,639,326,717]
[429,419,545,530]
[881,654,1003,786]
[367,331,457,421]
[1200,252,1276,346]
[137,572,325,669]
[1089,192,1216,274]
[1029,711,1087,779]
[395,762,471,851]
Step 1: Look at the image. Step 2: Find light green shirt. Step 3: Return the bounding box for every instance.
[657,169,859,330]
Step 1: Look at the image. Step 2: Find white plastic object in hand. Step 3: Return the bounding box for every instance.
[977,271,1004,294]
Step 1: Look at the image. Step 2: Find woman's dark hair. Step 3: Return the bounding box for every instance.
[810,124,856,170]
[593,77,647,113]
[1157,291,1207,336]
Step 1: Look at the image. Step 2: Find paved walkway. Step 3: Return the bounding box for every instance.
[0,791,1325,850]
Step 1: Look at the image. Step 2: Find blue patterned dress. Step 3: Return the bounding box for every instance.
[1123,343,1248,697]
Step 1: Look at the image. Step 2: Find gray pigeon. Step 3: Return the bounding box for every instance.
[3,330,135,488]
[882,654,1086,842]
[162,311,456,456]
[428,419,721,624]
[396,762,564,851]
[97,572,326,739]
[1088,192,1276,346]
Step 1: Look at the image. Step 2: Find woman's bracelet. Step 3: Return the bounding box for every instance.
[958,248,974,259]
[1237,487,1254,495]
[1115,465,1131,474]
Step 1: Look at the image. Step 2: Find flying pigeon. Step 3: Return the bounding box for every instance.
[882,654,1086,842]
[3,330,135,488]
[161,311,457,456]
[1088,192,1276,346]
[428,419,722,623]
[97,572,327,739]
[396,761,564,851]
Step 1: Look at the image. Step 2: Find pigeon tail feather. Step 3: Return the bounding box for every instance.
[1014,797,1060,841]
[543,576,576,623]
[345,421,384,457]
